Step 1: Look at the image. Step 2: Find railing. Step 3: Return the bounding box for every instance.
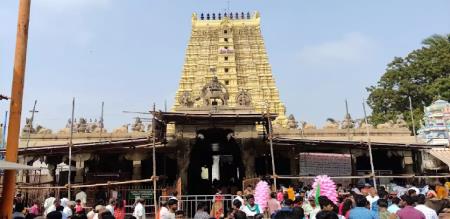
[159,194,237,218]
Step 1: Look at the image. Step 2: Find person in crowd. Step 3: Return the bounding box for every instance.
[47,211,63,219]
[175,210,185,219]
[105,198,116,215]
[233,210,247,219]
[276,188,284,202]
[47,199,61,214]
[210,188,224,219]
[272,198,293,218]
[132,198,146,219]
[28,199,41,216]
[114,199,126,219]
[316,211,339,219]
[308,197,321,219]
[319,197,335,212]
[244,185,253,196]
[341,198,354,219]
[348,194,378,219]
[267,192,281,216]
[231,191,244,210]
[159,201,169,219]
[377,199,395,219]
[414,194,438,219]
[12,202,26,219]
[63,201,74,219]
[193,202,209,219]
[397,195,425,219]
[366,187,380,210]
[292,206,305,219]
[387,197,400,214]
[435,182,448,200]
[44,192,56,215]
[408,189,418,197]
[161,198,178,219]
[242,194,262,218]
[75,199,84,214]
[76,189,88,207]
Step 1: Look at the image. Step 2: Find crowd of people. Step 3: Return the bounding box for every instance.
[9,188,148,219]
[207,181,447,219]
[6,180,450,219]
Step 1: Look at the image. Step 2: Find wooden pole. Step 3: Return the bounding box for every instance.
[68,98,75,199]
[266,103,277,190]
[409,96,417,143]
[362,99,377,190]
[0,0,31,217]
[345,99,350,141]
[152,103,158,215]
[25,99,37,148]
[99,101,104,140]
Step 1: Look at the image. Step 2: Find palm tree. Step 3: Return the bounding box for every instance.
[422,34,450,47]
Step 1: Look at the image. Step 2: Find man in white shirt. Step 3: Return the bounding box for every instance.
[133,198,146,219]
[44,192,56,215]
[366,187,379,210]
[105,198,116,215]
[76,189,88,206]
[161,198,178,219]
[415,194,438,219]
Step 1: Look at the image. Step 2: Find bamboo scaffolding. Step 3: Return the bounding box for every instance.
[273,174,450,180]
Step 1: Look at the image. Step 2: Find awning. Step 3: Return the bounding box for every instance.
[427,148,450,169]
[0,160,39,170]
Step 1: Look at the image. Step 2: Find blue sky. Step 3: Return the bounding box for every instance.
[0,0,449,131]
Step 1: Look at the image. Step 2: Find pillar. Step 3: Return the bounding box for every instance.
[125,151,148,180]
[176,139,192,194]
[73,153,91,183]
[17,155,34,183]
[241,139,256,178]
[289,147,298,176]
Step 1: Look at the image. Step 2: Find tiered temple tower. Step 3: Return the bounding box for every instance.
[173,11,288,126]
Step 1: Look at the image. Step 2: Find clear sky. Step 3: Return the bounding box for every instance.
[0,0,449,131]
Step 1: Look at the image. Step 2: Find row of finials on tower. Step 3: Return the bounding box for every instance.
[200,12,252,20]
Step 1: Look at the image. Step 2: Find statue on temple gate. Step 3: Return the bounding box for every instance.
[22,117,35,134]
[394,114,408,128]
[35,125,52,134]
[131,117,146,132]
[178,91,194,107]
[341,113,354,129]
[323,118,339,129]
[236,89,251,106]
[200,76,229,106]
[77,118,88,133]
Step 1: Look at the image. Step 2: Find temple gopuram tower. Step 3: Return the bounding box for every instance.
[173,11,288,127]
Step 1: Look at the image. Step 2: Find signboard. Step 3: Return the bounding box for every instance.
[128,190,153,200]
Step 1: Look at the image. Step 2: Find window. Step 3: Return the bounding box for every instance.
[224,38,228,42]
[224,30,228,34]
[225,80,229,85]
[224,56,228,61]
[224,68,229,73]
[224,46,228,49]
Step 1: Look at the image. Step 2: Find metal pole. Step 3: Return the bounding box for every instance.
[362,99,377,190]
[99,101,104,141]
[345,99,350,140]
[68,98,75,199]
[1,111,8,150]
[0,0,31,216]
[152,103,158,215]
[26,99,37,148]
[409,96,417,143]
[266,103,277,190]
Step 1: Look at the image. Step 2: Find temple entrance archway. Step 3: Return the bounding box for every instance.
[188,128,243,195]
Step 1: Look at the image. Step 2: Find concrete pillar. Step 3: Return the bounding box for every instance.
[125,151,148,180]
[73,153,91,183]
[403,151,414,174]
[241,139,256,178]
[289,148,298,176]
[17,155,34,183]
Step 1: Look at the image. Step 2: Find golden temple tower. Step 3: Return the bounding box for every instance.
[173,11,287,126]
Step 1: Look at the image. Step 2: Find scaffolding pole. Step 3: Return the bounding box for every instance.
[152,103,158,214]
[363,99,377,190]
[0,0,31,217]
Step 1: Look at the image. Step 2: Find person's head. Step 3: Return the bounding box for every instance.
[408,189,417,196]
[47,211,62,219]
[416,194,426,205]
[355,194,368,207]
[14,203,24,212]
[49,192,55,197]
[292,206,305,219]
[76,199,81,204]
[246,194,255,205]
[116,199,124,209]
[273,211,295,219]
[232,199,242,209]
[246,185,252,190]
[56,205,64,211]
[378,190,389,199]
[167,198,178,211]
[341,199,353,216]
[236,191,243,196]
[234,210,247,219]
[109,198,116,205]
[197,202,207,211]
[377,199,388,209]
[175,210,184,219]
[283,198,293,207]
[391,197,400,205]
[316,211,339,219]
[99,211,112,218]
[270,192,277,199]
[400,195,414,206]
[53,199,61,207]
[319,198,334,211]
[369,187,377,196]
[308,197,316,207]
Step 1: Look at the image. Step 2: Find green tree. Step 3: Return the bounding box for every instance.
[367,34,450,133]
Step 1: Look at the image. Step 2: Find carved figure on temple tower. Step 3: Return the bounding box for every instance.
[200,76,229,106]
[22,118,35,134]
[178,91,194,107]
[323,118,339,129]
[77,118,88,133]
[394,114,408,128]
[341,113,354,129]
[236,89,251,106]
[287,114,298,129]
[35,125,52,134]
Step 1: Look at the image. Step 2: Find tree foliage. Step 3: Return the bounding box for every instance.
[367,34,450,132]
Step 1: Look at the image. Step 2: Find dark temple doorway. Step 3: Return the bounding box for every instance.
[188,128,244,195]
